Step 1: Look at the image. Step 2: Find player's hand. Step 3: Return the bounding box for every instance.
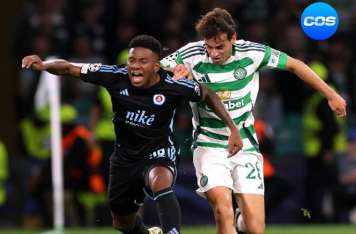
[227,128,243,157]
[22,55,46,71]
[172,64,192,80]
[327,93,347,117]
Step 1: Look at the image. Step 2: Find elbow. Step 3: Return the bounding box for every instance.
[58,60,74,76]
[203,89,214,103]
[66,64,80,77]
[66,65,74,75]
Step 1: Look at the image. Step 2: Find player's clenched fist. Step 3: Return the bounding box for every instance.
[22,55,45,71]
[172,64,193,80]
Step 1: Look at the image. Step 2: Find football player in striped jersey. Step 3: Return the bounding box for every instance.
[161,8,346,234]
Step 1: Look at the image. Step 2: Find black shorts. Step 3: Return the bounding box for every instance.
[108,147,178,216]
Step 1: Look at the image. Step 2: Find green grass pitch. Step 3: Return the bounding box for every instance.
[1,225,356,234]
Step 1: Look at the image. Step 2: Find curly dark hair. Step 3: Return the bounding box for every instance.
[128,34,162,59]
[195,8,236,40]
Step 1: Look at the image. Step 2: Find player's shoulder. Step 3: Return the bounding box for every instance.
[178,41,207,60]
[163,74,198,89]
[98,64,128,74]
[179,40,205,52]
[233,39,267,54]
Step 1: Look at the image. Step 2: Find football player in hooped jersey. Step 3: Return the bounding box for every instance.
[161,8,346,234]
[22,35,243,234]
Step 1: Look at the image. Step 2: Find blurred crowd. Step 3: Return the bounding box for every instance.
[0,0,356,229]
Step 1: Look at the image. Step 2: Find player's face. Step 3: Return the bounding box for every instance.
[205,33,236,65]
[127,47,160,88]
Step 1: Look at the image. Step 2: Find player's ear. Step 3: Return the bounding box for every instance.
[154,62,160,73]
[231,32,237,41]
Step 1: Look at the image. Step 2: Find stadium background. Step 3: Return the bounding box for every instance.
[0,0,356,233]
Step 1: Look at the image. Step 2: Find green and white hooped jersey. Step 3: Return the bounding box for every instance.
[161,40,288,153]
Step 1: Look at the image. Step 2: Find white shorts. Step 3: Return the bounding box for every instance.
[193,146,264,197]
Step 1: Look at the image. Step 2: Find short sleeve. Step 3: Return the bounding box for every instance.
[173,78,202,102]
[80,64,128,87]
[258,46,288,70]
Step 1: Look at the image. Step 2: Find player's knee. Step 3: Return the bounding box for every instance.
[213,202,234,221]
[148,166,173,192]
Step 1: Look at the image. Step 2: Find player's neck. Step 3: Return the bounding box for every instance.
[144,73,161,89]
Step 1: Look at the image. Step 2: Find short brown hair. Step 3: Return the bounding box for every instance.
[195,8,236,40]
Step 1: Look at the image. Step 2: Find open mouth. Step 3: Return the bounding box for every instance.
[131,71,144,83]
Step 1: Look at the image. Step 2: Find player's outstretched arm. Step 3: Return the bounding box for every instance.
[285,56,346,117]
[22,54,81,77]
[201,85,243,156]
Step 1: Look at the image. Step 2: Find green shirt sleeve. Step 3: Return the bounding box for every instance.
[258,46,288,70]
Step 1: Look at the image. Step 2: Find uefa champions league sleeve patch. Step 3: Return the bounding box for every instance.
[88,63,102,72]
[269,49,281,67]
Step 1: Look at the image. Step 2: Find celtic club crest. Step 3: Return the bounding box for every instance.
[233,67,247,80]
[200,175,208,187]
